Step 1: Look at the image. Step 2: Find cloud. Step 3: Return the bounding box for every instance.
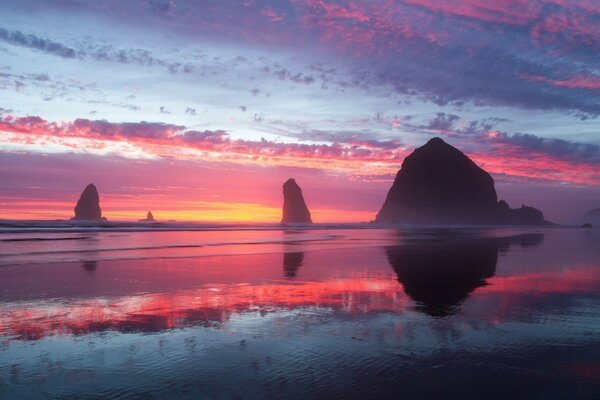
[487,132,600,165]
[267,66,316,85]
[2,113,598,186]
[6,1,597,115]
[0,27,76,58]
[182,130,230,144]
[419,113,460,133]
[402,113,500,137]
[147,0,174,14]
[279,128,403,150]
[522,74,600,92]
[0,27,193,74]
[0,116,182,140]
[238,0,599,116]
[0,114,409,170]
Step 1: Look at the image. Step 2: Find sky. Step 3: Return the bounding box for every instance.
[0,0,599,223]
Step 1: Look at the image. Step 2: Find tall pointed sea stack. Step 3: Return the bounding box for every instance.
[375,138,548,225]
[72,183,104,221]
[281,178,312,224]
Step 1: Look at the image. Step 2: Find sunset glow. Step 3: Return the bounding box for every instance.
[1,3,599,398]
[1,0,599,222]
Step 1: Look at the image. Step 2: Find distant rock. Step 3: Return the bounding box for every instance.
[139,211,155,222]
[72,183,105,221]
[375,138,549,226]
[281,178,312,224]
[582,223,592,228]
[578,208,600,226]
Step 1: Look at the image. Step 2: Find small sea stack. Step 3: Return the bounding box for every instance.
[139,211,156,222]
[281,178,312,224]
[72,183,105,221]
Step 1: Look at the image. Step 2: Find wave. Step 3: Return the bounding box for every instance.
[0,234,342,259]
[0,219,374,234]
[1,236,92,242]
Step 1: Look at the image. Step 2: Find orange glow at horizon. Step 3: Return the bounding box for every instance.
[2,113,599,224]
[0,199,376,223]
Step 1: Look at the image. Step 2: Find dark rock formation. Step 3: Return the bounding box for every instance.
[72,183,104,221]
[495,200,546,226]
[281,178,312,224]
[386,233,544,317]
[582,223,593,228]
[139,211,155,222]
[375,138,549,225]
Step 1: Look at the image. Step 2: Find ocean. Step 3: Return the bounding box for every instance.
[0,222,599,399]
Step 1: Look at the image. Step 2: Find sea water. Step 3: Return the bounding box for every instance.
[0,223,599,399]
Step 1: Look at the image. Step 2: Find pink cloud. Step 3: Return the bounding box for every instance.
[523,73,600,92]
[402,0,541,25]
[1,113,599,188]
[261,8,284,22]
[0,114,409,169]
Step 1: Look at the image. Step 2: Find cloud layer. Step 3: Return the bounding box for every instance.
[1,113,599,186]
[0,0,599,222]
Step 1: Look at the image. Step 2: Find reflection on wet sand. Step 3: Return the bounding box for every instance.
[82,260,97,272]
[386,233,544,316]
[283,252,304,278]
[0,278,407,341]
[5,231,600,346]
[1,228,599,400]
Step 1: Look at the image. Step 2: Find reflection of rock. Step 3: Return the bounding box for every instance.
[375,138,549,225]
[82,260,97,272]
[386,233,544,317]
[139,211,155,222]
[283,252,304,278]
[72,183,105,221]
[281,178,312,224]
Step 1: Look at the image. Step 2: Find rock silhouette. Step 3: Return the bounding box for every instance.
[139,211,155,222]
[72,183,104,221]
[281,179,312,224]
[375,137,548,225]
[495,200,546,226]
[386,233,544,317]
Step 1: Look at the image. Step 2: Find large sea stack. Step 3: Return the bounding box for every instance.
[72,183,104,221]
[375,138,548,226]
[281,178,312,224]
